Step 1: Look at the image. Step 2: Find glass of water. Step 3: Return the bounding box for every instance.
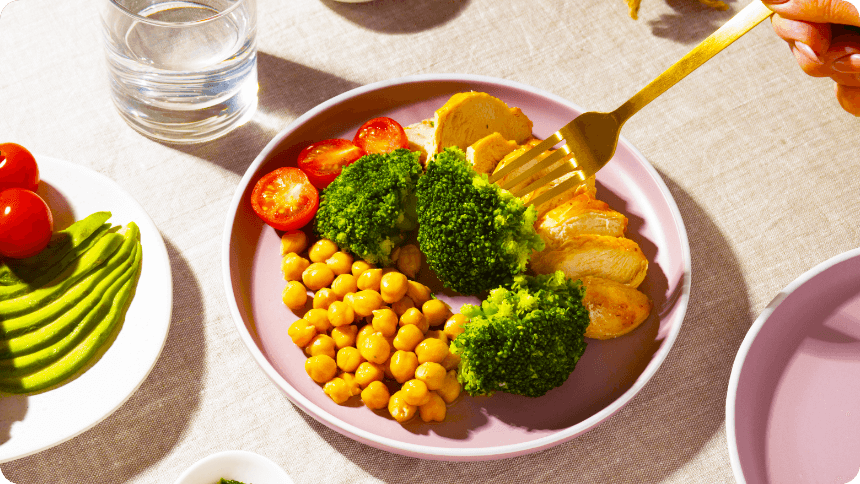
[100,0,258,144]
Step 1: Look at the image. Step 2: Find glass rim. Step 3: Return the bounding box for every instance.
[106,0,250,27]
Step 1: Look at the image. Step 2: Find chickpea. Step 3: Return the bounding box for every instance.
[304,308,332,333]
[443,313,468,340]
[402,379,431,406]
[323,377,352,404]
[389,350,419,384]
[392,324,424,352]
[331,324,358,349]
[282,281,308,311]
[361,380,390,410]
[327,301,355,327]
[305,354,337,383]
[422,299,452,328]
[338,371,362,397]
[415,338,449,364]
[440,352,461,371]
[371,308,399,337]
[351,260,374,278]
[391,296,415,317]
[354,361,385,387]
[306,334,336,359]
[352,290,383,317]
[356,324,376,348]
[379,271,408,304]
[356,268,383,292]
[302,263,335,292]
[331,273,358,298]
[313,287,338,310]
[309,238,338,263]
[415,362,446,390]
[326,251,354,276]
[336,346,364,372]
[287,318,317,347]
[358,332,391,364]
[418,392,447,423]
[406,280,431,307]
[395,244,422,279]
[424,329,448,345]
[280,230,308,256]
[281,253,310,282]
[399,307,428,333]
[437,370,462,404]
[388,390,417,423]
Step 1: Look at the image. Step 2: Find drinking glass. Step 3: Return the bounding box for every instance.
[100,0,258,143]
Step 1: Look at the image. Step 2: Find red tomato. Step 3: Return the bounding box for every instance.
[353,117,409,155]
[297,139,364,189]
[250,167,319,231]
[0,143,40,193]
[0,188,53,259]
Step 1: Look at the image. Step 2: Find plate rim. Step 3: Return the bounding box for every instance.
[725,246,860,483]
[221,73,692,459]
[0,154,173,463]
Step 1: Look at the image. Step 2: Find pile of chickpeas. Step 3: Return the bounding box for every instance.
[279,231,466,424]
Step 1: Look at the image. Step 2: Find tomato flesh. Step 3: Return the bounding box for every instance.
[0,143,40,193]
[251,167,319,231]
[353,117,409,155]
[0,188,53,259]
[297,139,364,189]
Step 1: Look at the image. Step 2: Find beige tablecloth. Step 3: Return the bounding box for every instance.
[1,0,858,482]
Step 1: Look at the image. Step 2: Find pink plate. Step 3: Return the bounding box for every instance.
[222,74,691,460]
[727,248,860,483]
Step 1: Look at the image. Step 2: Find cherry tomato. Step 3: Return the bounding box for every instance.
[352,117,409,155]
[0,188,53,259]
[250,167,319,231]
[297,139,364,189]
[0,143,40,193]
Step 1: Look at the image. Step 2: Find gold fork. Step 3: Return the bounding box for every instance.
[490,0,774,209]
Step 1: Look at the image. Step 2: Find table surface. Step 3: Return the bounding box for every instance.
[1,0,858,482]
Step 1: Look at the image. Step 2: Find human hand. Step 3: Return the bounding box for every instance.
[762,0,860,115]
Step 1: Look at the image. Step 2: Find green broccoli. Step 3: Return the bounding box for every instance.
[314,149,423,265]
[415,147,544,295]
[450,271,590,398]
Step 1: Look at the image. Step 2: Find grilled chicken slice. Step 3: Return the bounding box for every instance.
[536,192,628,242]
[530,234,648,288]
[404,119,434,164]
[580,275,652,339]
[465,132,518,175]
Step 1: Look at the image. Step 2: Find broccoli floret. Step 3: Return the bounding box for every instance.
[450,271,590,398]
[415,148,544,295]
[314,149,423,265]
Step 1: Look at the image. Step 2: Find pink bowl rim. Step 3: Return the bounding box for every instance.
[221,73,692,459]
[725,246,860,482]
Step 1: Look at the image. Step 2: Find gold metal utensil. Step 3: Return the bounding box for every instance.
[490,0,774,208]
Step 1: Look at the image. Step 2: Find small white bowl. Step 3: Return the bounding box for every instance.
[173,450,293,484]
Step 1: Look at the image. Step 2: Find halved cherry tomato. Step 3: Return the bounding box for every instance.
[250,167,319,231]
[0,143,40,193]
[297,139,364,189]
[352,117,409,155]
[0,188,53,259]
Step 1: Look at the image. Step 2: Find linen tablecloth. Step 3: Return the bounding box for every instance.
[1,0,858,482]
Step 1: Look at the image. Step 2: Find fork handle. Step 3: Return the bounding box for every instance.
[614,0,774,122]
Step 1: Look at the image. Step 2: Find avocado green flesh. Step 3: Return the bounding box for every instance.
[0,232,124,321]
[0,211,112,290]
[0,231,140,357]
[0,224,142,394]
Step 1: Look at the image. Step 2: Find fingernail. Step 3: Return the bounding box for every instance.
[833,54,860,73]
[795,41,823,64]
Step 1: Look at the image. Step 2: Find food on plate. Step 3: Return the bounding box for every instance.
[297,138,364,189]
[465,132,518,175]
[0,143,40,193]
[530,234,649,288]
[415,147,544,295]
[451,271,589,397]
[535,192,628,240]
[579,275,652,340]
[353,116,410,155]
[218,479,246,484]
[0,188,53,259]
[282,237,462,423]
[251,167,319,231]
[314,149,423,265]
[0,213,143,394]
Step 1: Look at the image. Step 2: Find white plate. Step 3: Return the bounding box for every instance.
[173,450,293,484]
[0,155,172,463]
